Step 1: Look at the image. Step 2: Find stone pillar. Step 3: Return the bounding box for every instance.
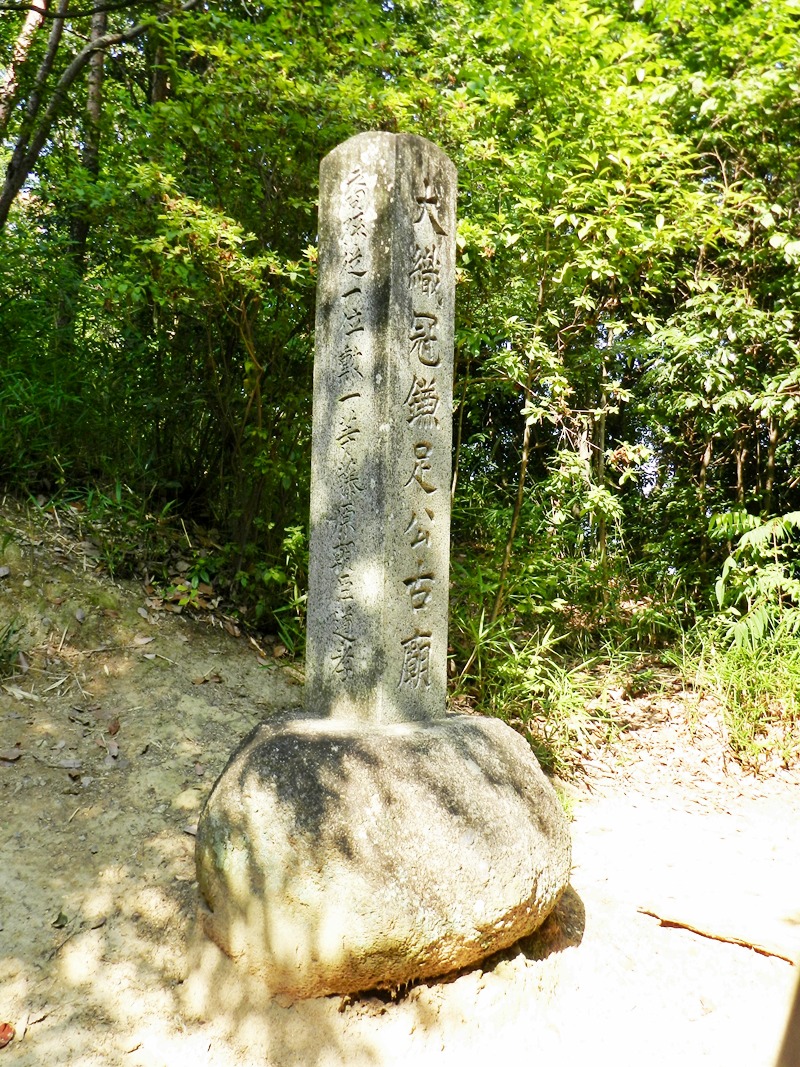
[191,133,571,1006]
[306,132,456,724]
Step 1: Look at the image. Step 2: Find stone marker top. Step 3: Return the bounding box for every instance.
[305,132,457,725]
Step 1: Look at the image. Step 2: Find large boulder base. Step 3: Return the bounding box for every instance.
[194,711,571,1000]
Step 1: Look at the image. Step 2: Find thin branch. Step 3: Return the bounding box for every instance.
[488,253,549,626]
[489,357,535,626]
[638,908,796,964]
[0,0,68,142]
[0,0,48,130]
[0,0,200,228]
[0,0,157,15]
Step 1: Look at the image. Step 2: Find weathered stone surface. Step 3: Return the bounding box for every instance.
[192,132,571,1001]
[306,131,456,725]
[195,712,571,999]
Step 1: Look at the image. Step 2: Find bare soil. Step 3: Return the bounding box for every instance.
[1,501,798,1066]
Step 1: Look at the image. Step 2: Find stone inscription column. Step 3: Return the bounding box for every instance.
[306,132,457,724]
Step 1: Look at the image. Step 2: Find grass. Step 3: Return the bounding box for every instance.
[455,621,800,776]
[0,617,21,678]
[449,609,663,776]
[451,560,800,776]
[685,632,800,772]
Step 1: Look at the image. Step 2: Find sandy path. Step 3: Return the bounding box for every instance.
[1,510,798,1065]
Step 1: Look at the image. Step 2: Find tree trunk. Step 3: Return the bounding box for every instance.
[151,40,168,104]
[0,0,70,224]
[69,2,108,271]
[450,355,469,504]
[735,428,748,507]
[595,357,608,580]
[0,0,198,230]
[489,358,535,625]
[53,1,108,356]
[763,419,779,518]
[0,0,49,134]
[699,436,713,564]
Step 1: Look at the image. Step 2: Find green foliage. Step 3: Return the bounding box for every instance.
[3,0,800,769]
[449,552,674,773]
[690,634,800,771]
[0,618,22,679]
[257,524,308,654]
[37,485,177,579]
[710,509,800,648]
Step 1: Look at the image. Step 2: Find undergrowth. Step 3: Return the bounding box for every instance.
[447,541,685,775]
[449,539,800,776]
[449,624,667,777]
[681,630,800,772]
[0,618,21,678]
[22,487,307,641]
[9,488,800,776]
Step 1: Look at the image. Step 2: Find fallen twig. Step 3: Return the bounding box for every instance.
[638,907,797,963]
[42,676,69,692]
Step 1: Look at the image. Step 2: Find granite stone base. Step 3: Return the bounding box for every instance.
[193,711,571,1000]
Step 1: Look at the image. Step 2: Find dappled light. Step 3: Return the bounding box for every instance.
[3,0,800,1060]
[1,502,798,1064]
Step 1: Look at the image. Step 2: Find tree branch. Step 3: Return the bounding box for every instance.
[0,0,48,131]
[0,0,69,141]
[0,0,200,229]
[0,0,157,16]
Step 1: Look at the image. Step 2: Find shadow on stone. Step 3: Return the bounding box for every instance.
[188,130,572,1009]
[368,882,586,1002]
[192,711,572,1000]
[516,883,586,960]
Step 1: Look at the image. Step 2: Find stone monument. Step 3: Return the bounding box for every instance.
[306,131,454,727]
[193,132,571,1001]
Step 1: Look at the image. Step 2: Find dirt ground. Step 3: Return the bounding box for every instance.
[1,500,799,1066]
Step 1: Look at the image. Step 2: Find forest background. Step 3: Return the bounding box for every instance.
[2,0,800,775]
